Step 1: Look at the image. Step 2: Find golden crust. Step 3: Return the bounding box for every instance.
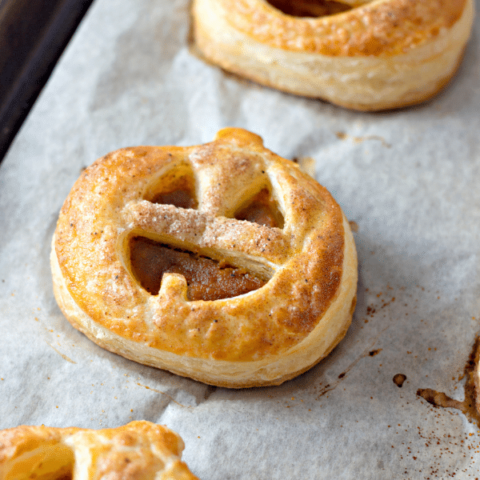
[0,421,198,480]
[217,0,469,57]
[52,128,358,387]
[192,0,474,111]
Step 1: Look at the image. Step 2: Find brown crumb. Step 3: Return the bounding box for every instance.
[393,374,407,388]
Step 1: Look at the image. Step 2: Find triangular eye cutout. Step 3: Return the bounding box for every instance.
[234,188,284,229]
[145,166,197,209]
[266,0,352,18]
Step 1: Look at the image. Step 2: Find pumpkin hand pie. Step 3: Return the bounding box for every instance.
[192,0,474,111]
[51,128,358,388]
[0,421,198,479]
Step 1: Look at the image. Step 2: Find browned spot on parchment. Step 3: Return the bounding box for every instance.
[316,330,387,399]
[393,373,407,388]
[366,297,396,318]
[417,388,464,411]
[349,220,359,232]
[335,132,391,148]
[46,343,76,364]
[417,336,480,426]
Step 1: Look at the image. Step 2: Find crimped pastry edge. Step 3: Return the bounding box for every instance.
[51,215,357,388]
[192,0,474,111]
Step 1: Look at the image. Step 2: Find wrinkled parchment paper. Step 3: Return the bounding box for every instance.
[2,1,480,478]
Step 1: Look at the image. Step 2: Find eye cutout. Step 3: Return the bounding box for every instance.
[234,188,285,229]
[144,166,198,209]
[129,236,266,301]
[266,0,353,17]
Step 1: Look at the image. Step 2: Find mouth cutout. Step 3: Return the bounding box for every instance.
[266,0,354,17]
[129,236,266,301]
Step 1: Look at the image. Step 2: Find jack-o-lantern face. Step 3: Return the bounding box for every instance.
[52,128,357,387]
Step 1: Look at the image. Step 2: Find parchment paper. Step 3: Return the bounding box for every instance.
[2,1,480,478]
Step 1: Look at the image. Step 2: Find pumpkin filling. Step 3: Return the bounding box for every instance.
[130,237,265,301]
[235,188,284,228]
[266,0,353,17]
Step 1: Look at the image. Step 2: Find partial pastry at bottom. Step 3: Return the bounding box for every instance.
[0,421,198,480]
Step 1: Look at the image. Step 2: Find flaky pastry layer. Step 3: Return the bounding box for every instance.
[0,421,198,480]
[192,0,474,111]
[52,128,358,387]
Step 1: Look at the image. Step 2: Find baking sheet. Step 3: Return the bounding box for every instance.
[0,0,95,160]
[1,0,480,478]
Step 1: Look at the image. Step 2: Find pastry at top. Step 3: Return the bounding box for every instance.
[51,128,358,388]
[192,0,474,111]
[0,421,198,479]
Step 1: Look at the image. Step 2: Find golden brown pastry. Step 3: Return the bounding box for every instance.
[51,128,357,388]
[0,421,198,479]
[192,0,474,111]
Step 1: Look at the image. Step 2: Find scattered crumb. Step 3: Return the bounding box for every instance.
[335,131,391,148]
[393,374,407,388]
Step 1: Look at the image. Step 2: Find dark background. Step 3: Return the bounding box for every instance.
[0,0,95,162]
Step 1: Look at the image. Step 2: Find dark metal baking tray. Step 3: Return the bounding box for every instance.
[0,0,95,163]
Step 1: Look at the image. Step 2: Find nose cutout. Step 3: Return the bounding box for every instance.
[234,188,285,229]
[266,0,353,17]
[129,236,266,301]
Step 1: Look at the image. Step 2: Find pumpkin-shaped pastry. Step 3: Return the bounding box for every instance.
[0,421,198,479]
[192,0,474,111]
[51,128,358,387]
